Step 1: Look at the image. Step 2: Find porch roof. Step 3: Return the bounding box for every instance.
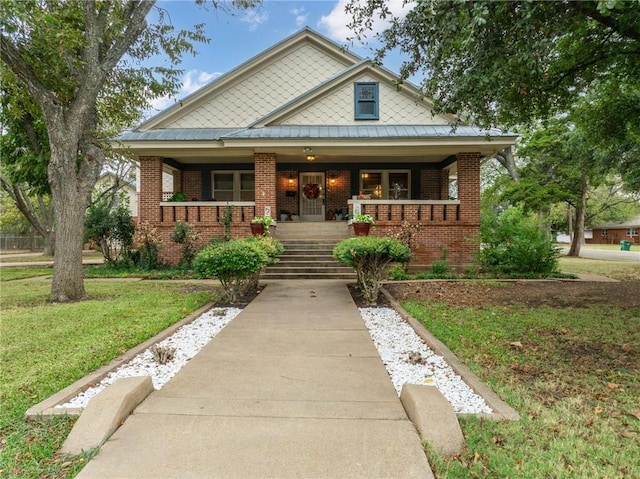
[115,125,515,142]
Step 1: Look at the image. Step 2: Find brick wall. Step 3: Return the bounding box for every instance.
[276,170,299,216]
[254,153,276,218]
[183,171,202,201]
[325,169,350,218]
[456,153,481,225]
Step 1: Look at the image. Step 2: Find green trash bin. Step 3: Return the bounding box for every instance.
[620,240,632,251]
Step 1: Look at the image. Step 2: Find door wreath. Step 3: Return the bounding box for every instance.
[303,183,320,199]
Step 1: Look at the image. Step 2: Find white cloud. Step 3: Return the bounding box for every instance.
[318,0,414,43]
[290,6,309,26]
[240,9,269,31]
[146,69,221,117]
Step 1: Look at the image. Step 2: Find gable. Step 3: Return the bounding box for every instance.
[275,73,451,127]
[153,43,355,129]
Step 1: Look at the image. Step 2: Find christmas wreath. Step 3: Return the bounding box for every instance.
[303,183,320,199]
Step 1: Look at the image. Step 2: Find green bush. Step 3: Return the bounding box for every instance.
[84,199,135,266]
[478,206,560,275]
[172,221,201,268]
[334,237,411,305]
[193,238,276,302]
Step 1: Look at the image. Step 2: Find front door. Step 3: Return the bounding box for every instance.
[299,172,325,221]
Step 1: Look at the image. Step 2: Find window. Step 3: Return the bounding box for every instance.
[354,82,379,120]
[212,171,254,201]
[601,229,608,237]
[359,170,409,199]
[627,228,638,237]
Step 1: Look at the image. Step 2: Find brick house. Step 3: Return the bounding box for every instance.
[589,216,640,245]
[114,28,517,269]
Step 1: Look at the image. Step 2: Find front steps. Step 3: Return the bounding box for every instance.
[263,222,356,280]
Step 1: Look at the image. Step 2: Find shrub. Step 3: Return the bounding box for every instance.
[84,199,135,266]
[172,221,201,268]
[132,221,162,270]
[333,237,412,305]
[193,238,271,302]
[478,206,560,276]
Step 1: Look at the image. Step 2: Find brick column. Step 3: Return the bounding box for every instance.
[139,156,164,223]
[172,170,183,195]
[254,153,277,218]
[456,153,481,224]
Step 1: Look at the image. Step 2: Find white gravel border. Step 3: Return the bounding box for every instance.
[56,305,491,415]
[360,307,492,414]
[57,307,241,409]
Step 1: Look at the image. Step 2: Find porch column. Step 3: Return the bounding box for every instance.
[254,153,277,218]
[456,152,481,224]
[139,156,164,223]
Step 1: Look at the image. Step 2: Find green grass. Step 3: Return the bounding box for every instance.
[82,264,197,279]
[0,281,219,479]
[402,299,640,479]
[0,266,53,281]
[559,256,640,281]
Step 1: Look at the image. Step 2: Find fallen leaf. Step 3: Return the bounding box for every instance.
[606,382,620,390]
[594,406,603,415]
[510,341,523,349]
[630,409,640,421]
[621,431,638,439]
[473,451,480,463]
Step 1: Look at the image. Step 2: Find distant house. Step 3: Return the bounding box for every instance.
[113,27,517,268]
[589,216,640,244]
[94,172,138,221]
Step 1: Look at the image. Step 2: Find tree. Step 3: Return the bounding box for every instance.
[348,0,639,128]
[508,119,606,257]
[0,0,255,302]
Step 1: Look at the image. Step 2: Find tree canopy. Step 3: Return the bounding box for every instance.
[348,0,640,128]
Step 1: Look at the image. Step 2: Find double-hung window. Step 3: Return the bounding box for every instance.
[359,170,410,199]
[627,228,638,237]
[212,171,255,201]
[354,82,379,120]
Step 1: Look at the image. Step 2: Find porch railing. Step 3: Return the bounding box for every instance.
[347,199,461,224]
[159,201,256,225]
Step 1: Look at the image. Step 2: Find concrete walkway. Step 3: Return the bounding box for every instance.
[76,280,433,479]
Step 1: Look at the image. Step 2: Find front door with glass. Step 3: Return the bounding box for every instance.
[299,172,325,221]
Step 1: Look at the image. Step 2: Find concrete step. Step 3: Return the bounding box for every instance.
[261,271,356,280]
[266,265,354,274]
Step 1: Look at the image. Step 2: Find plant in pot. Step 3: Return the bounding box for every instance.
[352,213,374,236]
[279,209,290,222]
[250,216,274,236]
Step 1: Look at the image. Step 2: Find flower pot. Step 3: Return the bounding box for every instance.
[353,222,371,236]
[250,222,264,236]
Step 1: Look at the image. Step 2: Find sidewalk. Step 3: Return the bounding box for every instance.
[76,280,433,478]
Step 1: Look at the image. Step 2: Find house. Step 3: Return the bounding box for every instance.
[94,172,138,221]
[589,216,640,245]
[113,28,517,269]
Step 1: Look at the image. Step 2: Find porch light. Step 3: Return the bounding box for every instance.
[329,174,336,186]
[303,147,315,162]
[288,173,295,186]
[306,155,315,162]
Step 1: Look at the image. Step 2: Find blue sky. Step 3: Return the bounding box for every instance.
[148,0,412,113]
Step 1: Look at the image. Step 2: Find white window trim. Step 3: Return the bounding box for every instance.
[627,228,638,237]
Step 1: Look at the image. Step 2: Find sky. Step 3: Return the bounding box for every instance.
[147,0,413,114]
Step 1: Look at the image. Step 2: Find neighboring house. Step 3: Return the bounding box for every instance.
[113,28,517,268]
[589,216,640,245]
[94,172,138,220]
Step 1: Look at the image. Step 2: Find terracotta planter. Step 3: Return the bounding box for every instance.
[250,222,265,236]
[353,222,371,236]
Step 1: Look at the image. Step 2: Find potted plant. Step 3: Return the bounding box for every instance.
[279,210,290,222]
[352,213,374,236]
[250,216,274,236]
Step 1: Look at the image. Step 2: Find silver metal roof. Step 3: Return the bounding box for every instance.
[115,125,514,142]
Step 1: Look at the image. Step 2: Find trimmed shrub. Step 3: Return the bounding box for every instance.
[334,237,412,305]
[478,206,560,276]
[193,237,278,302]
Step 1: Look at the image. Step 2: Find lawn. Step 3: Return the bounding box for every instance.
[0,280,219,479]
[559,256,640,281]
[0,266,53,281]
[400,286,640,479]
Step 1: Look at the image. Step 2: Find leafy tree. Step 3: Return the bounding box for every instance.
[0,0,256,302]
[84,196,135,266]
[348,0,640,129]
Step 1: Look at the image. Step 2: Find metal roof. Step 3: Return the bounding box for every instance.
[592,216,640,229]
[115,125,515,142]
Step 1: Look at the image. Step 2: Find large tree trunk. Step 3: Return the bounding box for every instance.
[568,176,588,257]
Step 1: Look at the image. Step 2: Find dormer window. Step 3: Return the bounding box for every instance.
[354,82,379,120]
